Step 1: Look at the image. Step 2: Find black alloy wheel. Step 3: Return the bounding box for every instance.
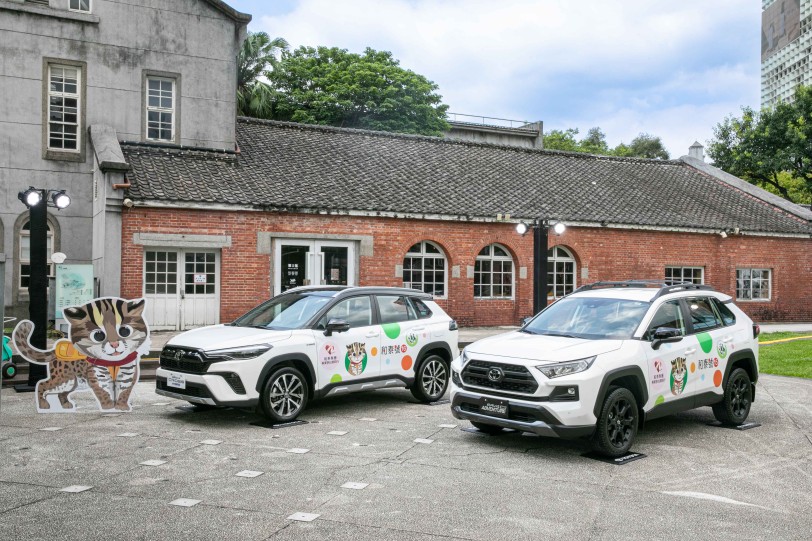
[592,386,639,457]
[712,367,752,425]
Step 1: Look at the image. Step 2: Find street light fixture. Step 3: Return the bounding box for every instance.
[15,187,71,392]
[516,219,567,315]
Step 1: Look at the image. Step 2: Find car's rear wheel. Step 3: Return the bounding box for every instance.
[261,366,309,423]
[470,421,504,435]
[410,355,449,403]
[592,386,638,457]
[712,367,752,425]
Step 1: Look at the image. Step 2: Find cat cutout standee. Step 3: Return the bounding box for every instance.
[13,297,151,413]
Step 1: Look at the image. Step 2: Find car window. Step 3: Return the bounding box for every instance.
[409,298,433,319]
[317,296,373,329]
[711,298,736,326]
[233,292,333,330]
[687,297,722,332]
[523,296,649,340]
[645,300,685,340]
[377,295,417,323]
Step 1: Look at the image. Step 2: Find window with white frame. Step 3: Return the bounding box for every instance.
[19,221,54,290]
[474,244,514,298]
[665,266,704,285]
[146,77,175,142]
[403,241,447,297]
[548,246,576,300]
[47,65,81,151]
[69,0,91,12]
[736,268,771,301]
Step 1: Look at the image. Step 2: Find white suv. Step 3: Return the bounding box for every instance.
[156,286,458,422]
[450,281,759,457]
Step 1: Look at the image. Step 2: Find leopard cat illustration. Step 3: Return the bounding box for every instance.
[670,356,688,396]
[13,298,150,413]
[345,342,367,376]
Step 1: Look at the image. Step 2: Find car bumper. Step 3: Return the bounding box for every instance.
[450,388,594,439]
[155,368,258,408]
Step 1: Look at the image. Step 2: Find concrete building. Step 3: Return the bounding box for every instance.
[761,0,811,107]
[0,0,249,319]
[445,113,543,149]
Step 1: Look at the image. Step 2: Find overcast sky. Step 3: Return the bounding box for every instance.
[228,0,761,158]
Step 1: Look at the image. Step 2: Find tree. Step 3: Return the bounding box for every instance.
[237,32,288,118]
[615,133,670,160]
[265,46,449,136]
[543,128,581,152]
[580,127,610,155]
[707,85,812,203]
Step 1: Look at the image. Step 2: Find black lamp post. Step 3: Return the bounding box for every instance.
[516,219,566,315]
[15,187,70,392]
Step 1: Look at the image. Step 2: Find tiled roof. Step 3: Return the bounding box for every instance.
[121,118,812,236]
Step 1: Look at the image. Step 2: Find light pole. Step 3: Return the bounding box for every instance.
[516,219,566,315]
[15,187,70,392]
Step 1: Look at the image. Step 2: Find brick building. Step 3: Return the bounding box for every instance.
[119,118,812,330]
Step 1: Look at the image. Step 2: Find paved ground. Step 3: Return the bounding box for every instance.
[0,374,810,540]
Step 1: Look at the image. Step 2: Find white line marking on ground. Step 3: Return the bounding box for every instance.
[662,491,771,510]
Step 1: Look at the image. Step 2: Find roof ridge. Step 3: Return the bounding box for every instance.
[235,117,683,165]
[119,141,237,156]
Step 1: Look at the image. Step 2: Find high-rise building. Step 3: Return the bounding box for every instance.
[761,0,811,107]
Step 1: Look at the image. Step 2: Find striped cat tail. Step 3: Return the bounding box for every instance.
[12,320,52,365]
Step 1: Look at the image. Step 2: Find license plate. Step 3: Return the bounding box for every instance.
[480,397,509,418]
[167,372,186,390]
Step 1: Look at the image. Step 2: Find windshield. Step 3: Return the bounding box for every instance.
[232,292,334,330]
[523,296,650,340]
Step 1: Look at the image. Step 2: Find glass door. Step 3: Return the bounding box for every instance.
[279,242,312,293]
[318,242,351,286]
[274,240,356,295]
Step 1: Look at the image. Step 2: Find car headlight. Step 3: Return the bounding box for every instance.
[205,344,273,362]
[460,348,470,367]
[536,356,596,379]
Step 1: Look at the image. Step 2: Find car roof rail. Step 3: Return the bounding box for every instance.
[574,280,716,299]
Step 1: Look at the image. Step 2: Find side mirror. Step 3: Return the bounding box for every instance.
[324,318,350,336]
[651,327,683,350]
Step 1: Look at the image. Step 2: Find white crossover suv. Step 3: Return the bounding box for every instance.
[450,281,760,457]
[156,286,458,422]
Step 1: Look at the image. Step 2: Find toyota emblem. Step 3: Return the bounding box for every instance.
[487,367,504,382]
[173,350,184,361]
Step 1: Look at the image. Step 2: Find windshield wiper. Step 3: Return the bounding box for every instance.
[519,328,539,335]
[539,331,580,339]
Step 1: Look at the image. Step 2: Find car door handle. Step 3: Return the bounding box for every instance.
[411,327,426,332]
[365,331,380,338]
[722,337,734,343]
[685,348,696,354]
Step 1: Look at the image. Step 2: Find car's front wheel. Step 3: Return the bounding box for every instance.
[592,386,638,457]
[712,367,752,425]
[260,366,309,423]
[410,355,449,403]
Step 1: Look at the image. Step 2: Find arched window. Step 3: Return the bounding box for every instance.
[403,241,447,297]
[474,244,514,299]
[547,245,576,300]
[19,221,55,289]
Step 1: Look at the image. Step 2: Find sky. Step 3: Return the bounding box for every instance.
[227,0,761,158]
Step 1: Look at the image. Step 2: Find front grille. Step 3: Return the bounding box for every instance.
[160,346,210,374]
[461,360,539,394]
[156,378,213,399]
[460,402,538,423]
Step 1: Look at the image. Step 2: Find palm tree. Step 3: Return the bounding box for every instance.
[237,32,288,118]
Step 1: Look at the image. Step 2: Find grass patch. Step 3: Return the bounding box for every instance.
[759,339,812,379]
[759,331,812,343]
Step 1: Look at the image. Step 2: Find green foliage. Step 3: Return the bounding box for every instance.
[237,32,288,117]
[759,338,812,379]
[707,85,812,203]
[265,46,449,136]
[544,127,670,159]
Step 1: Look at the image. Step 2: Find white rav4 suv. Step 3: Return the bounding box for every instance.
[450,281,760,457]
[156,286,458,423]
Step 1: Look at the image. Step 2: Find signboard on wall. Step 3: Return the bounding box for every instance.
[55,264,94,318]
[762,0,801,62]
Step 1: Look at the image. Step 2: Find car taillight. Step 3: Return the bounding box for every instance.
[449,320,458,331]
[753,324,760,338]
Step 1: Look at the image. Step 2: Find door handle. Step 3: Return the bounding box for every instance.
[722,337,734,343]
[685,348,696,354]
[411,327,426,332]
[365,331,380,338]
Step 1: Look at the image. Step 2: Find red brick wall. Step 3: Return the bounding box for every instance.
[121,207,812,324]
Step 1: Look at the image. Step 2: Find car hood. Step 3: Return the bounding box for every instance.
[465,331,623,364]
[166,325,294,351]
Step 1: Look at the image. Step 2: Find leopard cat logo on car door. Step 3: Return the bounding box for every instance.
[345,342,367,376]
[670,356,688,395]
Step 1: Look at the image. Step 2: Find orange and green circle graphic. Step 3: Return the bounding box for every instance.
[713,370,723,387]
[330,374,342,383]
[401,355,413,371]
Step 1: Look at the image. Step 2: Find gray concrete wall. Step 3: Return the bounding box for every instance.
[0,0,247,317]
[445,121,543,149]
